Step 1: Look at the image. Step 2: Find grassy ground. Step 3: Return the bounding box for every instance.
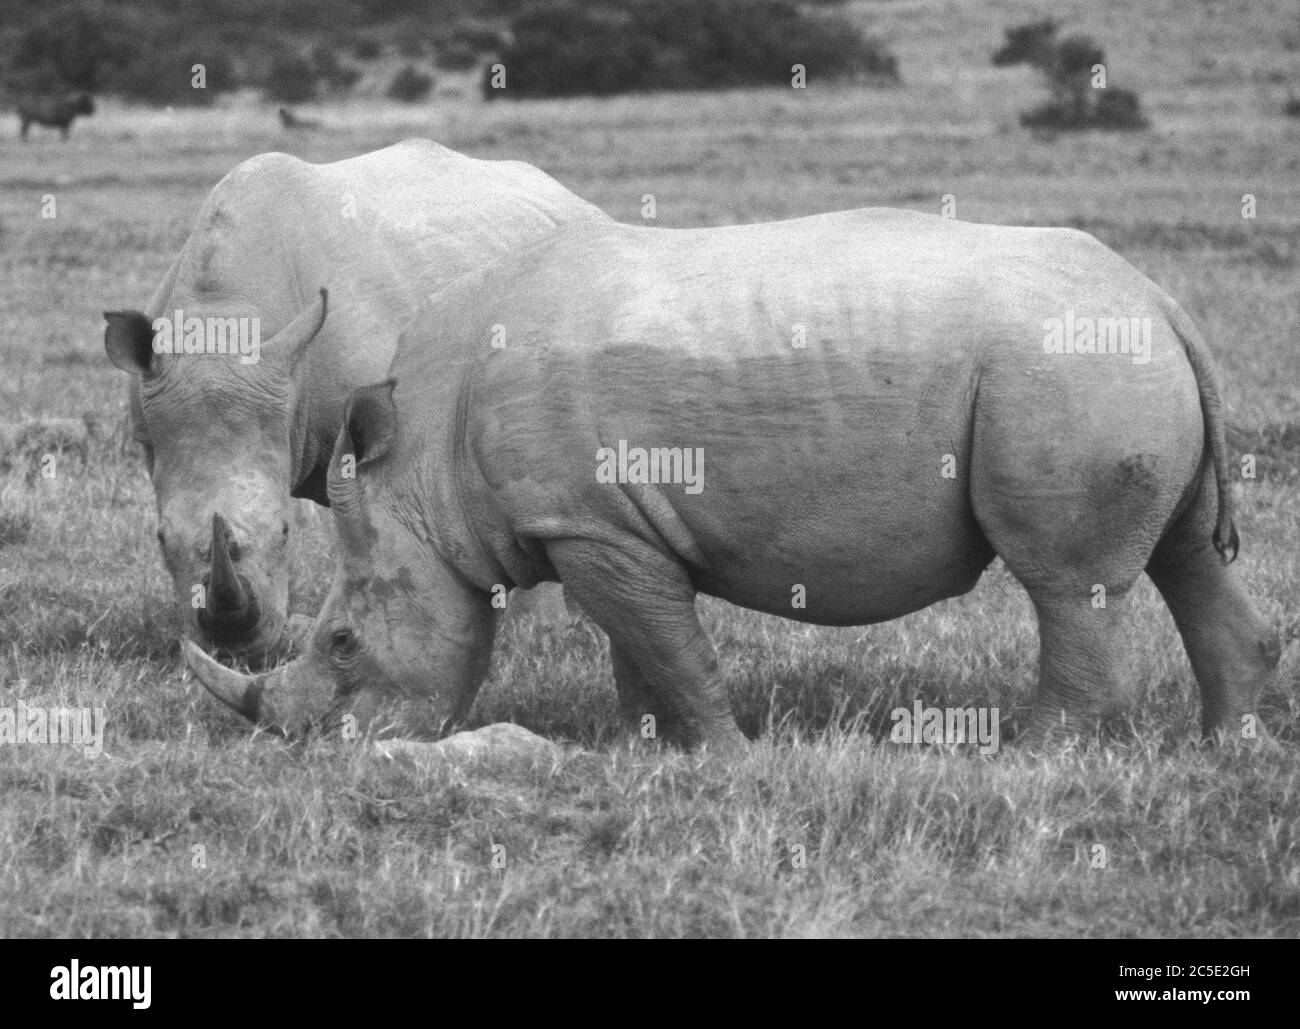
[0,0,1298,937]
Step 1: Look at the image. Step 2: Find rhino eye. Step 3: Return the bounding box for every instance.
[330,628,358,657]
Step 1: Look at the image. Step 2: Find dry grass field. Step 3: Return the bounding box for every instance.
[0,0,1298,936]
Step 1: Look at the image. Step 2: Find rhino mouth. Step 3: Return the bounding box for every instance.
[195,588,262,644]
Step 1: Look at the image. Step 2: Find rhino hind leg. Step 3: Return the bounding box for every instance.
[546,539,745,751]
[1018,588,1138,743]
[1146,469,1280,744]
[970,443,1178,743]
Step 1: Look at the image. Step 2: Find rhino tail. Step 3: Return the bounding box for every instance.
[1166,300,1238,564]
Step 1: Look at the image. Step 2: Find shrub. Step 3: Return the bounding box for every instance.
[13,0,144,91]
[433,18,504,70]
[113,47,237,106]
[1021,86,1147,132]
[991,18,1058,69]
[487,4,647,98]
[449,21,506,52]
[436,41,484,72]
[1091,86,1148,129]
[1019,96,1089,131]
[996,21,1148,132]
[484,0,897,100]
[349,36,383,60]
[1048,33,1105,87]
[265,53,318,103]
[387,64,434,102]
[310,43,361,92]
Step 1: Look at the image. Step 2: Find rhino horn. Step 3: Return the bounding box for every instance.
[207,512,247,612]
[184,641,264,722]
[266,287,328,369]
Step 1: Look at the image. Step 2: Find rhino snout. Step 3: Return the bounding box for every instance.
[194,512,264,644]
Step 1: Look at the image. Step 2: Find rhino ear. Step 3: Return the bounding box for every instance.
[265,287,328,371]
[104,310,155,375]
[341,379,398,470]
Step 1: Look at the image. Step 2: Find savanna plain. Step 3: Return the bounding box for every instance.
[1,0,1298,937]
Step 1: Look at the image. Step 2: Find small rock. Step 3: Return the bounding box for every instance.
[374,723,564,772]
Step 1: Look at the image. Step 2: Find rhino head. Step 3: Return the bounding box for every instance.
[185,379,498,736]
[105,290,329,664]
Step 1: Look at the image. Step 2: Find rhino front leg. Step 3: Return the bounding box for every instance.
[610,642,658,738]
[547,539,745,751]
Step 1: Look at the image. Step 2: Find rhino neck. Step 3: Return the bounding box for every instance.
[387,362,520,595]
[288,378,329,505]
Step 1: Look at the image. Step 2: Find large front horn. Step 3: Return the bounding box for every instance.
[265,287,328,369]
[207,512,247,613]
[184,641,264,722]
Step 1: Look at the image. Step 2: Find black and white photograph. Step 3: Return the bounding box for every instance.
[0,0,1296,955]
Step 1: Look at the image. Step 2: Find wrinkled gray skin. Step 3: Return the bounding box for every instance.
[187,210,1281,748]
[107,139,602,663]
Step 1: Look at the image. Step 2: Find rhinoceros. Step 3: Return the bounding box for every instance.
[185,209,1281,748]
[105,139,604,663]
[19,92,94,140]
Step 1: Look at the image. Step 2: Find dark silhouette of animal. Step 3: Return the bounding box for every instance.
[278,107,321,130]
[19,93,95,140]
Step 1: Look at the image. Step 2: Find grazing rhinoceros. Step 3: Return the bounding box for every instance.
[186,209,1281,748]
[19,92,94,140]
[106,139,602,663]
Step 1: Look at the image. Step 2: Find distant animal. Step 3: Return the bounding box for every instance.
[279,107,320,130]
[186,210,1282,751]
[18,92,95,140]
[104,139,609,665]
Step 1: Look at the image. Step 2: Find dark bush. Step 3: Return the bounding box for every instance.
[484,0,897,100]
[273,0,332,31]
[432,18,504,70]
[265,53,318,103]
[1283,97,1300,118]
[997,20,1149,132]
[13,0,144,91]
[436,41,484,71]
[1019,96,1088,131]
[1049,33,1105,84]
[310,43,362,91]
[386,64,434,102]
[1021,86,1147,131]
[486,4,646,98]
[349,36,383,60]
[1091,86,1148,129]
[992,18,1057,69]
[114,47,237,106]
[449,20,506,52]
[217,24,266,50]
[399,36,429,59]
